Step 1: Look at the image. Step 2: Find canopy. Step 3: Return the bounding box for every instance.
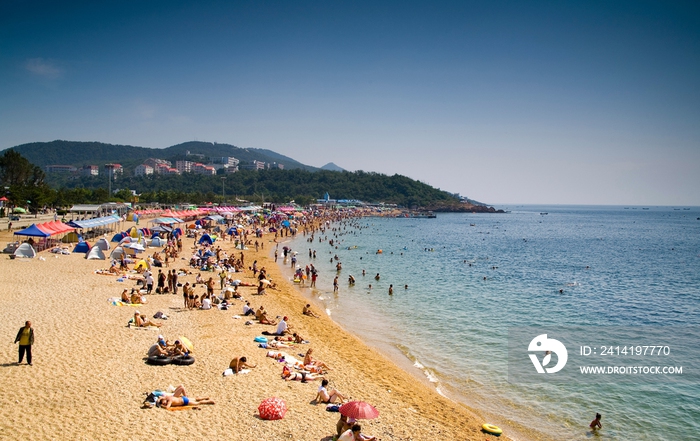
[151,217,184,225]
[67,215,121,230]
[14,224,51,238]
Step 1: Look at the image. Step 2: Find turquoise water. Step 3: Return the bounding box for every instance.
[283,205,700,440]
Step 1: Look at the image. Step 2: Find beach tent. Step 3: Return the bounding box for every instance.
[73,241,91,253]
[95,238,110,251]
[14,224,51,238]
[86,246,106,260]
[14,243,36,258]
[61,231,81,243]
[111,232,126,242]
[134,259,150,271]
[110,246,126,260]
[198,234,213,245]
[119,236,133,245]
[150,237,165,247]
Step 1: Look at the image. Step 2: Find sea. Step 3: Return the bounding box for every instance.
[279,205,700,441]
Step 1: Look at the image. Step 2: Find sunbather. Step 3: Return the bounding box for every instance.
[156,385,214,409]
[315,379,346,404]
[304,348,330,370]
[229,356,257,373]
[281,366,323,382]
[133,311,161,328]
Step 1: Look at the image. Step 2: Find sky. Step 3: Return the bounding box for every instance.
[1,0,699,206]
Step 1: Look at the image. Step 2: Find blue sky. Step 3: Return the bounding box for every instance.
[1,1,699,205]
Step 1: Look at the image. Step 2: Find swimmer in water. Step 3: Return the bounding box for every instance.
[589,413,602,430]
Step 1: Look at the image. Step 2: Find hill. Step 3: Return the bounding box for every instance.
[320,162,345,172]
[7,140,319,173]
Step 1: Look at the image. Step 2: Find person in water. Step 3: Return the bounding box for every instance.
[590,413,602,430]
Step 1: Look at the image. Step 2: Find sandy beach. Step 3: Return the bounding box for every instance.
[0,219,516,441]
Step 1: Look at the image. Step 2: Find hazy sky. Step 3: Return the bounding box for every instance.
[1,1,699,205]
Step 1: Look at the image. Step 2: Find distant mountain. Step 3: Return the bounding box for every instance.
[6,140,319,172]
[320,162,345,172]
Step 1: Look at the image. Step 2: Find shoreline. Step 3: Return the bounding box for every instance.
[274,227,557,441]
[0,219,507,441]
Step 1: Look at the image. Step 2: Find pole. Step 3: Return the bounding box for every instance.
[221,177,226,204]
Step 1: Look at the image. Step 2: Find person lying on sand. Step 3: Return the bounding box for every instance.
[229,356,257,373]
[133,311,161,328]
[156,385,214,409]
[281,366,323,382]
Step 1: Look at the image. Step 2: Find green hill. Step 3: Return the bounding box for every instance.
[7,140,318,172]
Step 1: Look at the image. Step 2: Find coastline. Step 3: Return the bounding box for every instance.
[274,229,557,441]
[0,219,512,441]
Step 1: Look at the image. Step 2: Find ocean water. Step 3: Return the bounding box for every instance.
[282,205,700,441]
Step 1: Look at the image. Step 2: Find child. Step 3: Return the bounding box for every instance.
[590,413,602,430]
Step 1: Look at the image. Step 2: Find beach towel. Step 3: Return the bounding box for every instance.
[222,368,251,376]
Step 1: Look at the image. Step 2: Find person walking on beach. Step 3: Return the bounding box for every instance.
[14,321,34,365]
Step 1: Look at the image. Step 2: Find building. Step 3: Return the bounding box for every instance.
[153,163,179,174]
[134,164,154,176]
[267,162,284,170]
[175,160,193,173]
[81,165,99,176]
[209,156,239,167]
[240,160,266,171]
[192,163,216,175]
[45,165,77,173]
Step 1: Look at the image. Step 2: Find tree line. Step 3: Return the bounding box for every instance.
[1,150,461,212]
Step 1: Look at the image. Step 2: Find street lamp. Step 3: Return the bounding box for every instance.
[221,177,226,204]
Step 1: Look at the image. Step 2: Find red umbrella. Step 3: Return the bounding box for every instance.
[339,401,379,420]
[258,397,287,420]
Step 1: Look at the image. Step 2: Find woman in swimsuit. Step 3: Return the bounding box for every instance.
[281,366,322,382]
[315,379,346,404]
[304,348,330,370]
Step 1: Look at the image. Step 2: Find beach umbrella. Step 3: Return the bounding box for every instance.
[258,397,287,420]
[179,336,194,353]
[339,401,379,420]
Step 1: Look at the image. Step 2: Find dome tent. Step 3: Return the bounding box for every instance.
[73,241,91,253]
[86,246,106,260]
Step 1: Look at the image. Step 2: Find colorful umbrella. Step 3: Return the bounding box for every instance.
[339,401,379,420]
[179,336,194,353]
[258,397,287,420]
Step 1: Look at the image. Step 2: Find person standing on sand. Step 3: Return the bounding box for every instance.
[14,321,34,365]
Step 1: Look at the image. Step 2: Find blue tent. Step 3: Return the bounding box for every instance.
[73,241,91,253]
[198,234,213,245]
[14,224,51,238]
[111,232,126,242]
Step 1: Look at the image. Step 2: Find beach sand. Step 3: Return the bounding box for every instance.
[0,221,517,441]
